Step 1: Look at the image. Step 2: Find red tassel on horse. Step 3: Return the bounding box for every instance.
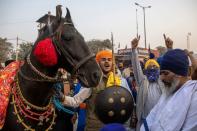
[33,38,58,66]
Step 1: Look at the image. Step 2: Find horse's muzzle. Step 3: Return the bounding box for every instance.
[91,70,101,86]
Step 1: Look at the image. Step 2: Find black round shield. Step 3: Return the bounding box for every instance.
[95,86,134,124]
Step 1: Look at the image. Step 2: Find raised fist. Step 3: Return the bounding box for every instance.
[184,49,193,56]
[163,34,173,49]
[131,35,140,49]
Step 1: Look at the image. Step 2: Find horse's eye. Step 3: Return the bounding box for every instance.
[62,35,73,41]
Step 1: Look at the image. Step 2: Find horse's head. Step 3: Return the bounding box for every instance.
[33,5,101,87]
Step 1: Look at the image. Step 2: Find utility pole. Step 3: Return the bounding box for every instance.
[187,32,191,50]
[111,32,116,85]
[135,3,151,49]
[136,9,139,37]
[143,7,146,48]
[6,37,32,61]
[16,36,19,61]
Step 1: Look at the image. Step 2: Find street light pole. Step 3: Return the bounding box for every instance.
[136,9,139,37]
[143,7,147,49]
[16,36,19,61]
[187,32,191,50]
[135,3,151,49]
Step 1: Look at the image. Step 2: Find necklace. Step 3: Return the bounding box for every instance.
[15,75,52,111]
[12,86,53,122]
[12,75,57,130]
[26,54,58,82]
[12,94,56,131]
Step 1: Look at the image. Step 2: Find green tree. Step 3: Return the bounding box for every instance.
[87,39,112,54]
[11,42,33,60]
[0,37,13,63]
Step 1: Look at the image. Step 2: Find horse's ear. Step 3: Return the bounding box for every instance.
[65,8,73,23]
[56,5,62,22]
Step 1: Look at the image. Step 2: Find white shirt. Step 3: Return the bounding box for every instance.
[62,77,131,108]
[140,80,197,131]
[62,87,91,108]
[131,48,162,131]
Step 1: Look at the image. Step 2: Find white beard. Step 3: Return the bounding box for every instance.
[162,78,180,97]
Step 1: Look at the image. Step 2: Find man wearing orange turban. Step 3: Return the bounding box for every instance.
[95,50,113,75]
[96,50,112,63]
[85,50,132,131]
[60,50,132,131]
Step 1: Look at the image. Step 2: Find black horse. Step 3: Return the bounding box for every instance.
[2,5,101,131]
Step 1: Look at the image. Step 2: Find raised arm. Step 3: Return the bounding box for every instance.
[131,36,145,87]
[163,34,173,51]
[184,49,197,73]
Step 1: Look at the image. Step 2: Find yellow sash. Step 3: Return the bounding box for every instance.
[106,72,121,87]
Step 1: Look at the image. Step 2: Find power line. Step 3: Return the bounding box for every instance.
[18,38,32,43]
[6,38,16,41]
[0,20,36,26]
[4,37,33,60]
[6,37,32,43]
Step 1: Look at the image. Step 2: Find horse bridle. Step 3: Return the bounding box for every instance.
[51,21,95,78]
[20,21,95,82]
[52,38,95,77]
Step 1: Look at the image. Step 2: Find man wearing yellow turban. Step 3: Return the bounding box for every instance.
[144,59,160,70]
[131,36,163,131]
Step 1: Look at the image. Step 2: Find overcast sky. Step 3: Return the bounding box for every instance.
[0,0,197,52]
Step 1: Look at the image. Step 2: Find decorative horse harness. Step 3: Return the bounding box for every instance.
[12,21,94,131]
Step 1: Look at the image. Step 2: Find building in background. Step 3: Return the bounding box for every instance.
[115,47,159,67]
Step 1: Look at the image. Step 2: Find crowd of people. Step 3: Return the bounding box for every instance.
[0,34,197,131]
[51,35,197,131]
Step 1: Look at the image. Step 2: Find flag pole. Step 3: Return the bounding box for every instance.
[111,32,116,85]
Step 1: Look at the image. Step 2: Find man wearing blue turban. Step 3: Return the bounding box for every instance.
[140,49,197,131]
